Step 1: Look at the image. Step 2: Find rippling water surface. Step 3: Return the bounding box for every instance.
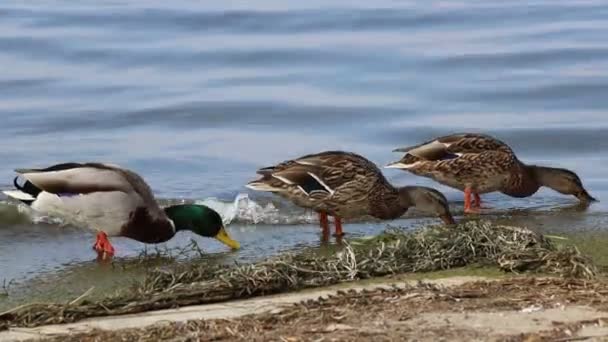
[1,0,608,307]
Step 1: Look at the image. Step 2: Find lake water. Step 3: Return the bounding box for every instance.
[1,0,608,308]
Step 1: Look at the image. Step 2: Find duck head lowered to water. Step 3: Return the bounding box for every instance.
[387,133,596,213]
[3,162,240,260]
[246,151,455,239]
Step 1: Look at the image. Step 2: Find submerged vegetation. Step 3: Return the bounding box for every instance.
[0,220,597,331]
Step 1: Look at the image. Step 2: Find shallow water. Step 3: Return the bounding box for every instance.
[1,0,608,308]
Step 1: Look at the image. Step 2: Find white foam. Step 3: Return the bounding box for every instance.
[197,193,246,224]
[15,202,64,225]
[196,193,316,225]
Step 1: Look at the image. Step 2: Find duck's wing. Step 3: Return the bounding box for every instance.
[254,151,347,175]
[393,133,513,160]
[249,151,366,196]
[293,151,374,191]
[250,163,336,197]
[14,162,134,195]
[255,160,297,176]
[270,165,335,196]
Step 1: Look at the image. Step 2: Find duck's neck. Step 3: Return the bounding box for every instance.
[163,205,195,232]
[163,204,224,236]
[163,204,215,233]
[509,164,581,197]
[121,207,176,244]
[525,164,578,194]
[527,165,555,186]
[369,183,409,220]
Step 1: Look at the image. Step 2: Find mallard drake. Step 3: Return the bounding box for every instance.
[386,133,596,213]
[2,162,240,260]
[246,151,455,237]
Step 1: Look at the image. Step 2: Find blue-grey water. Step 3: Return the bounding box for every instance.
[1,0,608,307]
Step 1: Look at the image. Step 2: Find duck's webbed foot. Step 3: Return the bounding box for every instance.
[93,231,115,261]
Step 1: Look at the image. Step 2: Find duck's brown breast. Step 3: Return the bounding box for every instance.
[500,164,540,198]
[120,207,175,244]
[367,182,406,220]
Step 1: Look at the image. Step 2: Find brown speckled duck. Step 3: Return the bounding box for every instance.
[246,151,455,237]
[386,133,596,214]
[2,162,240,260]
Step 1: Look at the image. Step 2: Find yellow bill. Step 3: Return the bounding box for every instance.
[215,226,240,250]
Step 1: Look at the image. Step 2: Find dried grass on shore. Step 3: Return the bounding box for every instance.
[0,220,596,331]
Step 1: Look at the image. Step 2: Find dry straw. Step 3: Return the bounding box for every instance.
[0,220,596,330]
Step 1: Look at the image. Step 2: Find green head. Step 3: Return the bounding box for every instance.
[163,204,240,250]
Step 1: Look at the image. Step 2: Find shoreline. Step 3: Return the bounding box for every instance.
[3,275,608,341]
[0,275,488,341]
[0,221,603,341]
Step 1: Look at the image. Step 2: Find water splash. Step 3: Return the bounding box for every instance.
[196,193,317,225]
[0,201,64,226]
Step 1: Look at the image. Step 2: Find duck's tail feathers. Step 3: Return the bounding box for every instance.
[3,176,41,205]
[3,190,36,204]
[256,166,277,176]
[245,180,281,192]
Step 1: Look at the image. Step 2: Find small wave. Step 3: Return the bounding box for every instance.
[0,201,64,226]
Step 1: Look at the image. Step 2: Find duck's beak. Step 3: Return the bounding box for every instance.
[440,213,456,225]
[577,190,598,203]
[215,226,241,250]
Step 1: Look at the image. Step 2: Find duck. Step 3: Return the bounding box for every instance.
[2,162,240,260]
[386,133,596,213]
[246,151,455,238]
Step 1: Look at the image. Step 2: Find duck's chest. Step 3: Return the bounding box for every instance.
[120,207,175,244]
[365,186,406,220]
[500,169,540,198]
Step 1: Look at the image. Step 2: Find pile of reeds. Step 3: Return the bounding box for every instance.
[0,220,596,331]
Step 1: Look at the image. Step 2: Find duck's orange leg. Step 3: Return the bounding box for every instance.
[473,192,482,209]
[464,187,479,214]
[318,212,330,239]
[93,231,115,261]
[334,217,345,237]
[473,192,492,209]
